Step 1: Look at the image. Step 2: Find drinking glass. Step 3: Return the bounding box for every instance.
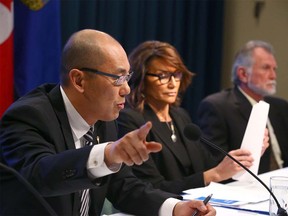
[269,176,288,216]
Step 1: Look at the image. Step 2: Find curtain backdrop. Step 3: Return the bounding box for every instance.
[61,0,224,120]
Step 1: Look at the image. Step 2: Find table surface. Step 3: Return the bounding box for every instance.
[104,167,288,216]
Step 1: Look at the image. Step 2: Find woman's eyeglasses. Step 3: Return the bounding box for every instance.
[80,68,133,86]
[146,71,183,84]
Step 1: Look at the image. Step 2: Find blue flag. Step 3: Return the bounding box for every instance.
[14,0,61,97]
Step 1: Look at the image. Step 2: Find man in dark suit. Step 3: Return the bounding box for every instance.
[0,29,215,216]
[197,40,288,174]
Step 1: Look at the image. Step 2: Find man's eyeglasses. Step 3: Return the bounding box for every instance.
[146,71,183,84]
[80,68,133,86]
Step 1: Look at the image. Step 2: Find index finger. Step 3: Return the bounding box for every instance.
[137,121,152,141]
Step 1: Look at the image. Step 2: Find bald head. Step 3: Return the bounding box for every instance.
[60,29,125,85]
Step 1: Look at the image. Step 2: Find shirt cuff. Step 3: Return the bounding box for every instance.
[159,198,181,216]
[87,142,121,178]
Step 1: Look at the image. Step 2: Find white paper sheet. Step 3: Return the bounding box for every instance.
[182,182,269,207]
[233,100,270,182]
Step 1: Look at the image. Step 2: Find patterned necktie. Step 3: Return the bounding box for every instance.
[80,127,94,216]
[83,127,94,146]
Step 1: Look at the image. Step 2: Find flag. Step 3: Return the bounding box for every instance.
[0,0,14,117]
[14,0,61,98]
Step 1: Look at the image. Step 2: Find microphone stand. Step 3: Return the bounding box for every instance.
[0,163,57,216]
[201,136,287,216]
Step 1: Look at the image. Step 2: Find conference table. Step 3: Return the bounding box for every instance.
[104,167,288,216]
[215,167,288,215]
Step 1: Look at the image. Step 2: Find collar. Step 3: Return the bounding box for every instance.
[238,86,257,106]
[60,86,91,142]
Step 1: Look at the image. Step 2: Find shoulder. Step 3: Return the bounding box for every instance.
[118,107,145,126]
[0,84,61,140]
[170,106,193,125]
[117,107,146,137]
[197,88,242,118]
[171,106,190,118]
[119,107,142,119]
[201,88,235,104]
[265,96,288,115]
[3,84,58,117]
[198,89,234,113]
[265,96,288,107]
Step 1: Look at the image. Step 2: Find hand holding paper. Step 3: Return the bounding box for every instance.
[233,100,270,181]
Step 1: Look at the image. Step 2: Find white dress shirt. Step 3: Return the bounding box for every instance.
[60,86,120,177]
[60,86,179,215]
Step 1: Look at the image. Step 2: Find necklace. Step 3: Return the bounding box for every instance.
[167,121,177,142]
[156,110,177,142]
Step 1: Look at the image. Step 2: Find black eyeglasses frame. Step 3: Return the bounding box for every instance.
[80,67,133,86]
[146,71,182,84]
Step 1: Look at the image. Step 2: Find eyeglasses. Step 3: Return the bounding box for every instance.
[146,71,183,84]
[80,68,133,86]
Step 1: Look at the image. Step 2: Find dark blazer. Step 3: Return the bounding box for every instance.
[0,84,179,216]
[117,105,216,194]
[197,87,288,173]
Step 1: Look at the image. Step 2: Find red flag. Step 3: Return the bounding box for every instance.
[0,0,14,117]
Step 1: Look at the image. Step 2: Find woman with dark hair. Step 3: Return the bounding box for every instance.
[118,40,268,194]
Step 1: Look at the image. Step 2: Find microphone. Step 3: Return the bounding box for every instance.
[183,123,287,216]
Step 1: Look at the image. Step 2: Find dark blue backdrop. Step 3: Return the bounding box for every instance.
[61,0,224,120]
[14,0,224,121]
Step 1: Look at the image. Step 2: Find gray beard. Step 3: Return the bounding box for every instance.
[247,81,276,96]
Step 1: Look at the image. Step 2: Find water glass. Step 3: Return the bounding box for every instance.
[269,176,288,216]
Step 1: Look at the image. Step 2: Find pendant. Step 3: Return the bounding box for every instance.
[168,121,177,142]
[171,134,177,142]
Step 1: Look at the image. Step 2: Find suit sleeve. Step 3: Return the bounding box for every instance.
[106,165,181,215]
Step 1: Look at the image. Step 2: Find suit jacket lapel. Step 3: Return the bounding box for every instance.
[169,107,188,147]
[170,107,197,166]
[47,84,75,150]
[94,120,118,143]
[44,85,79,214]
[233,87,252,121]
[143,106,189,166]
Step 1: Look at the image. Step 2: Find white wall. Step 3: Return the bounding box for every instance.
[222,0,288,100]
